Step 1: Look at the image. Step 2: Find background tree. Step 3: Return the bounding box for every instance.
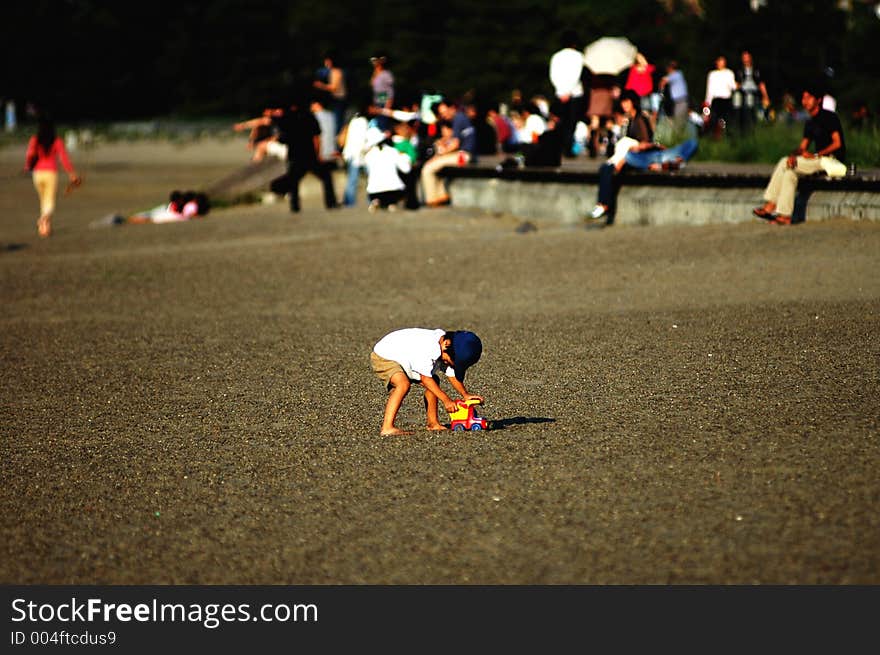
[2,1,877,123]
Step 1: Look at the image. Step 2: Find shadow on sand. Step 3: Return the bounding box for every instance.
[488,416,556,430]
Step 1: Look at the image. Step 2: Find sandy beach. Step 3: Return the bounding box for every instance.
[1,137,878,584]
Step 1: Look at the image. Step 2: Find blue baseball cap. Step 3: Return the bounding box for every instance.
[451,331,482,380]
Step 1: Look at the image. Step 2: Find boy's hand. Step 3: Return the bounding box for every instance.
[463,393,484,403]
[442,398,457,413]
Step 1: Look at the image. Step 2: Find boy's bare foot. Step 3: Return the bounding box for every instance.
[379,427,413,436]
[426,423,449,431]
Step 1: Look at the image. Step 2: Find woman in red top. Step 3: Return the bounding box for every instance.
[24,117,81,237]
[624,52,657,118]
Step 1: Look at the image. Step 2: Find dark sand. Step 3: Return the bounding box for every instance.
[1,139,878,584]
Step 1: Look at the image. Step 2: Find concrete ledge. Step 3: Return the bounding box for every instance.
[440,163,880,227]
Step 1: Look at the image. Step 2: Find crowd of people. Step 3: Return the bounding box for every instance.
[234,53,487,213]
[22,36,857,236]
[228,34,853,218]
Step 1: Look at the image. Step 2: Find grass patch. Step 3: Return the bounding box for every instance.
[691,121,879,168]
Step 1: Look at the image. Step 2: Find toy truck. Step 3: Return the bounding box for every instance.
[449,398,488,431]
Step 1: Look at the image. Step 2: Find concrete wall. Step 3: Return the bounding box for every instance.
[447,178,880,227]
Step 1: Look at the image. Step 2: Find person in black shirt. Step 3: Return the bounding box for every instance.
[270,92,338,213]
[753,87,845,225]
[735,50,770,132]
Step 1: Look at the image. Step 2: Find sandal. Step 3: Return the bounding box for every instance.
[752,207,775,220]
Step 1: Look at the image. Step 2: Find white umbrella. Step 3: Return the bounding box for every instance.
[583,36,638,75]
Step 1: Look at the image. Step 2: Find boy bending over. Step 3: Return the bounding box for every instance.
[370,328,483,436]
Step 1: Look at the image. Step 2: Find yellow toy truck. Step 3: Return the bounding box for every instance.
[449,398,488,431]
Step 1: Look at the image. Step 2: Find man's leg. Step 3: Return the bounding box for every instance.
[380,190,404,208]
[403,168,421,209]
[624,150,654,170]
[646,139,698,169]
[596,162,616,206]
[288,163,306,212]
[589,162,621,222]
[673,100,688,129]
[315,162,338,208]
[421,152,457,205]
[656,139,698,164]
[381,372,412,436]
[333,101,346,137]
[570,96,586,155]
[559,98,575,157]
[761,157,790,210]
[775,156,824,217]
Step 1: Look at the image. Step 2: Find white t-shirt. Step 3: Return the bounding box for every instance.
[364,144,410,194]
[517,113,546,145]
[342,115,369,165]
[373,328,450,381]
[143,203,186,223]
[705,68,737,104]
[149,211,185,223]
[549,47,585,98]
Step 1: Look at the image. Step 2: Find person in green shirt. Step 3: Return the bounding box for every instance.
[392,120,421,210]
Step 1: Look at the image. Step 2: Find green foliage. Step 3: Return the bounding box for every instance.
[694,122,803,164]
[846,125,880,168]
[692,120,880,167]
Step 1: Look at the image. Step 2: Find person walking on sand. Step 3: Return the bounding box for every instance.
[24,115,81,237]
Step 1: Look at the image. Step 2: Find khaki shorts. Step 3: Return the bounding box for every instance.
[370,352,406,388]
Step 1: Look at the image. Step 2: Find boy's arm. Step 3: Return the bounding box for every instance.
[419,375,457,413]
[447,375,483,403]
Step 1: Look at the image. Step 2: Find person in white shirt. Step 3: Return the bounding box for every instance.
[512,103,547,147]
[370,328,483,436]
[362,126,412,211]
[704,55,737,136]
[340,102,371,206]
[549,29,586,158]
[311,96,338,160]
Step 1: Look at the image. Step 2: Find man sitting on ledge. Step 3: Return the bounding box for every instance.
[752,86,846,226]
[421,98,478,207]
